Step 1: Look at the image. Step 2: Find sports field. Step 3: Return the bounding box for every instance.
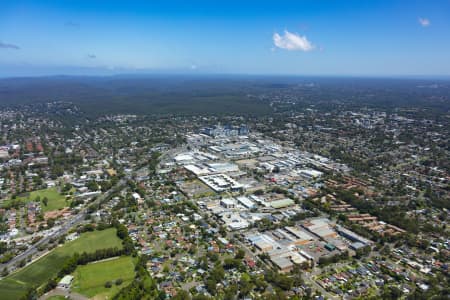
[0,228,122,300]
[72,256,135,299]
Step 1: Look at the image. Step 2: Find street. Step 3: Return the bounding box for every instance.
[1,179,126,273]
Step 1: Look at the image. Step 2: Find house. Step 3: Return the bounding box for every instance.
[132,193,142,201]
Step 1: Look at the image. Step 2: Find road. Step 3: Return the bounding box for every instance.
[40,287,88,300]
[1,179,126,272]
[193,197,341,299]
[301,271,339,300]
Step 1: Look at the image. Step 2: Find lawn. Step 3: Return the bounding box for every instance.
[2,187,70,212]
[72,256,135,299]
[0,228,122,300]
[24,187,69,212]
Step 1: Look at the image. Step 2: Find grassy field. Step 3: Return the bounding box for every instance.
[24,187,69,212]
[2,187,70,212]
[0,228,122,300]
[72,256,135,299]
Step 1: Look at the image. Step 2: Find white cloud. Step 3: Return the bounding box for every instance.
[273,30,314,52]
[418,17,430,27]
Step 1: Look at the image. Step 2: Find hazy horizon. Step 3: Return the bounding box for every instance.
[1,69,450,81]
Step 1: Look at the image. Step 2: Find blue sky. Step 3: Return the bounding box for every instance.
[0,0,449,77]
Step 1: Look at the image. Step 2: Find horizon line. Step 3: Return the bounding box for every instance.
[1,72,450,81]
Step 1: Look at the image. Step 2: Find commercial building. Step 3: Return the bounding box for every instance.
[302,218,338,240]
[207,162,239,173]
[201,124,249,137]
[336,225,373,246]
[285,226,316,245]
[220,198,236,209]
[270,198,295,209]
[184,164,211,176]
[269,248,308,273]
[350,242,366,250]
[199,174,243,192]
[221,213,249,230]
[247,234,279,252]
[271,256,294,273]
[298,169,323,180]
[236,196,256,209]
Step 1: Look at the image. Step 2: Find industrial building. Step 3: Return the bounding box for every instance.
[336,225,373,246]
[236,196,256,209]
[302,218,338,240]
[199,174,243,192]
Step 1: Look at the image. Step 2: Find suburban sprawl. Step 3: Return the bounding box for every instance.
[0,77,449,300]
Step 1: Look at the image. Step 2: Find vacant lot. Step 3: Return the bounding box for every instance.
[72,256,135,299]
[0,228,122,300]
[179,179,214,198]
